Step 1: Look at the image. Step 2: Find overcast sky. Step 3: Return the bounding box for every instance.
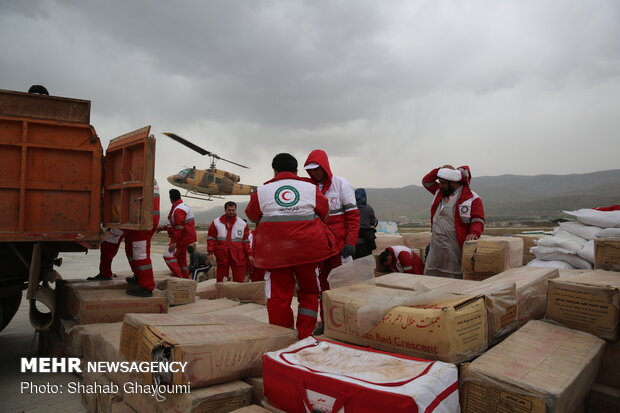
[2,0,619,212]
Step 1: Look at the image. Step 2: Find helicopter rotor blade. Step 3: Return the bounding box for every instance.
[163,133,212,156]
[163,132,250,169]
[217,157,250,169]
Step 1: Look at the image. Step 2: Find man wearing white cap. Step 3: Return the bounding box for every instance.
[422,165,485,278]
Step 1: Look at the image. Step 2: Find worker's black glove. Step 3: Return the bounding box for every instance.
[341,244,355,258]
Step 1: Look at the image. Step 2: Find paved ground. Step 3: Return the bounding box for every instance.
[0,249,168,412]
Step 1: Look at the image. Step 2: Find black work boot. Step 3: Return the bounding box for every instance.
[125,276,139,285]
[87,274,112,281]
[126,288,153,298]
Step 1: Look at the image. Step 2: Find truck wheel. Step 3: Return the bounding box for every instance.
[0,292,23,332]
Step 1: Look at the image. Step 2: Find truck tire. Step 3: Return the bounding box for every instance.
[0,292,23,332]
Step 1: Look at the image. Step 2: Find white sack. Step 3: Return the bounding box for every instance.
[527,259,575,270]
[559,221,603,241]
[535,228,587,254]
[576,240,595,264]
[530,247,592,269]
[563,209,620,228]
[597,228,620,238]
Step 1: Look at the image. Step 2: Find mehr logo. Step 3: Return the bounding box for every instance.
[274,185,300,207]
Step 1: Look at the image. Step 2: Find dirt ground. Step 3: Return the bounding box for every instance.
[0,249,169,412]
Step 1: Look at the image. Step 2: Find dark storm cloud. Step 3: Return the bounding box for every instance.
[1,0,620,197]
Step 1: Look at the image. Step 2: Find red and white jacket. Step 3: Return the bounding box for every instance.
[207,215,251,266]
[422,166,485,246]
[245,172,338,269]
[304,150,360,251]
[151,180,160,232]
[165,199,197,245]
[386,246,424,275]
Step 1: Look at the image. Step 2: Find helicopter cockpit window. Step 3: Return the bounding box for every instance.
[179,168,191,177]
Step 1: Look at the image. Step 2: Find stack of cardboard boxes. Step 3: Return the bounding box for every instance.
[43,230,620,412]
[42,270,301,413]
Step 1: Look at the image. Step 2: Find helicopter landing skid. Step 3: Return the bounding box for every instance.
[182,191,224,202]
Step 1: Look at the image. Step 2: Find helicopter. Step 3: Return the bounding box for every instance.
[163,133,257,201]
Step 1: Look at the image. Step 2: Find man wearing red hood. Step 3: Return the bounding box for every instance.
[245,153,337,339]
[304,150,360,293]
[422,165,485,278]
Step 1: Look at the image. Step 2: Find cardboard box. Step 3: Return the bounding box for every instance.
[60,320,122,357]
[461,320,605,413]
[546,271,620,341]
[261,398,287,413]
[168,297,240,314]
[209,303,266,316]
[559,269,594,278]
[123,314,297,387]
[482,266,559,327]
[96,375,123,413]
[110,402,136,413]
[323,283,487,363]
[402,232,432,250]
[120,313,247,361]
[374,272,518,344]
[462,236,524,280]
[231,406,271,413]
[80,371,123,413]
[595,239,620,271]
[56,279,127,319]
[373,234,404,252]
[124,379,252,413]
[196,279,217,299]
[68,288,168,324]
[513,234,545,265]
[597,340,620,389]
[216,281,267,305]
[82,323,136,385]
[157,277,197,306]
[81,371,98,413]
[585,383,620,413]
[242,377,264,405]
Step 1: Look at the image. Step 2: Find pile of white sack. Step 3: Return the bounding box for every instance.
[527,208,620,270]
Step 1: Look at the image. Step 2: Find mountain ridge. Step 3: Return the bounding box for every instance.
[191,169,620,224]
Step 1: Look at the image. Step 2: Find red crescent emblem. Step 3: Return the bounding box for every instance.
[281,190,292,201]
[328,305,343,328]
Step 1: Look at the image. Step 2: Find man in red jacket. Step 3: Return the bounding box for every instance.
[89,181,160,298]
[160,189,197,278]
[207,201,253,282]
[246,153,337,339]
[303,150,360,293]
[422,165,485,279]
[378,246,424,275]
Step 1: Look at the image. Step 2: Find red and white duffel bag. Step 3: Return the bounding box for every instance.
[263,337,459,413]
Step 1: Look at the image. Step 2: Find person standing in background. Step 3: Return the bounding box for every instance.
[421,165,485,279]
[160,189,197,278]
[353,188,378,259]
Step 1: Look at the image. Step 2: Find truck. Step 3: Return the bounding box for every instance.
[0,89,156,331]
